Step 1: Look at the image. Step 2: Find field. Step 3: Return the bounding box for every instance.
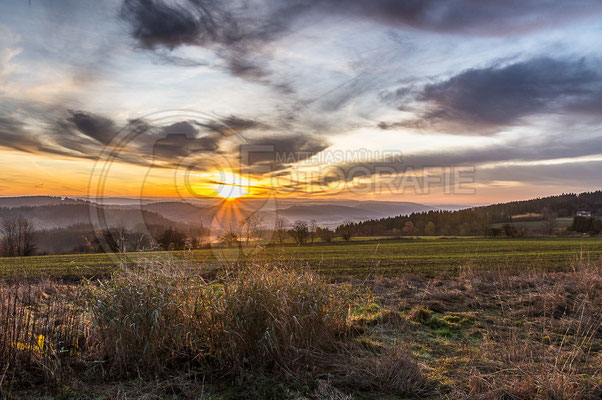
[2,237,602,279]
[1,239,601,399]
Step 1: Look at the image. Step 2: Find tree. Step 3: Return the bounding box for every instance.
[402,221,417,236]
[309,220,318,244]
[241,214,264,246]
[570,216,602,234]
[502,223,518,237]
[90,229,121,253]
[339,220,354,242]
[424,221,436,236]
[290,220,309,244]
[219,225,241,247]
[274,218,288,245]
[158,227,187,250]
[317,227,334,243]
[197,219,208,247]
[488,227,502,237]
[1,216,36,257]
[542,208,557,235]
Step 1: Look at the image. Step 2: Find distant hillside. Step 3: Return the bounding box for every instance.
[139,200,435,228]
[0,203,177,231]
[271,202,434,227]
[142,202,211,224]
[0,196,88,208]
[344,191,602,236]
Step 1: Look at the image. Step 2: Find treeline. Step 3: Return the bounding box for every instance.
[338,191,602,237]
[1,219,210,257]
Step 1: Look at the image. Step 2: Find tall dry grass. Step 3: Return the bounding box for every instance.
[84,262,357,378]
[0,281,84,390]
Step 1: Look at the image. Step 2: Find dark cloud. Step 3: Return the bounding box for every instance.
[121,0,602,50]
[221,115,264,132]
[380,58,602,134]
[121,0,216,50]
[0,116,46,154]
[67,111,118,145]
[120,0,296,91]
[240,134,330,173]
[0,106,278,173]
[197,115,267,138]
[247,134,329,161]
[313,133,602,185]
[0,111,103,160]
[152,121,221,160]
[120,0,602,92]
[319,0,601,35]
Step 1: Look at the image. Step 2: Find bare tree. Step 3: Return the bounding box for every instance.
[309,219,318,244]
[198,219,208,247]
[219,224,241,247]
[543,208,557,235]
[1,216,36,257]
[1,217,17,257]
[274,217,288,245]
[290,220,309,245]
[241,214,264,247]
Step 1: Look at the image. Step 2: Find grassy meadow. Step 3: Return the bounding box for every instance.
[2,236,602,279]
[1,238,601,399]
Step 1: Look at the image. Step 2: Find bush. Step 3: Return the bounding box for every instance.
[199,264,352,372]
[84,262,355,377]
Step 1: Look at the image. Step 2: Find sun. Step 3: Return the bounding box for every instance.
[214,171,250,200]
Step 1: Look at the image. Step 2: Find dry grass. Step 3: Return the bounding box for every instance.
[362,259,602,399]
[0,280,84,391]
[84,262,356,379]
[3,257,600,398]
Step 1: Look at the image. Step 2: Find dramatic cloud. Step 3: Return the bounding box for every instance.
[151,121,220,160]
[198,115,267,138]
[241,134,330,173]
[0,116,44,154]
[380,58,602,134]
[314,133,602,185]
[67,111,118,145]
[120,0,297,90]
[120,0,602,82]
[121,0,602,49]
[321,0,601,35]
[0,104,279,173]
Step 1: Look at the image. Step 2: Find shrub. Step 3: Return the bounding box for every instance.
[83,262,198,377]
[338,346,428,396]
[84,262,355,378]
[198,264,352,372]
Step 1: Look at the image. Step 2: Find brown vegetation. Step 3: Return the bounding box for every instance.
[1,257,600,399]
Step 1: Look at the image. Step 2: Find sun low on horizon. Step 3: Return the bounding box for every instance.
[213,171,251,200]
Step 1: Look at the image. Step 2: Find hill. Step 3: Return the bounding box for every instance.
[344,191,602,236]
[0,196,88,208]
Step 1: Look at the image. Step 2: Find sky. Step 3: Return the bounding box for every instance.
[1,0,601,204]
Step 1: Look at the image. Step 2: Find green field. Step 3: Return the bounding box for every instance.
[2,236,602,279]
